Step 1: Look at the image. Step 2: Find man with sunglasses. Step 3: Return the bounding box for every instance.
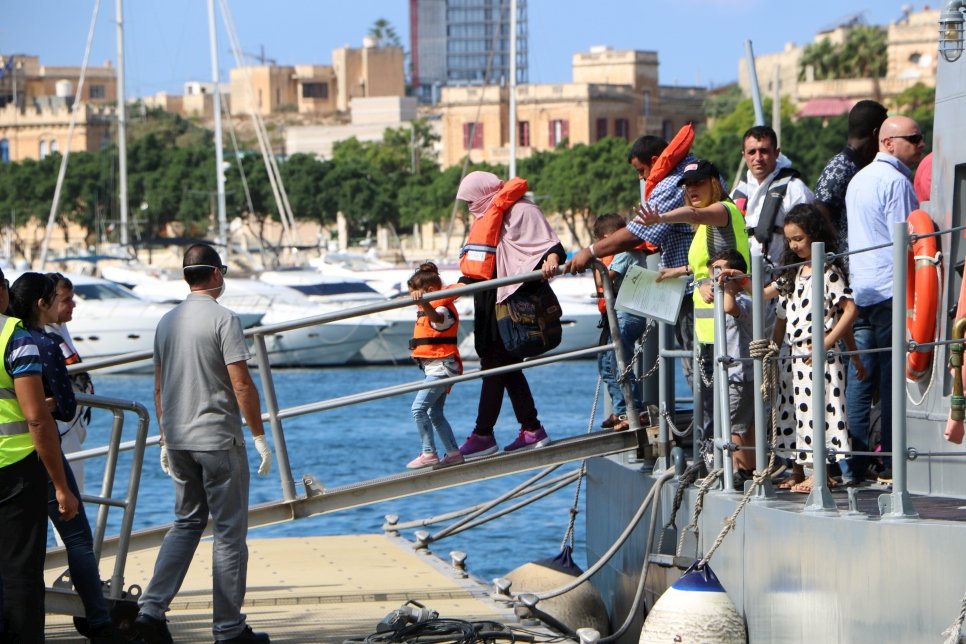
[136,244,273,644]
[840,115,925,488]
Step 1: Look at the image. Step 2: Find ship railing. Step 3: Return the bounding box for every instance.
[692,219,966,518]
[52,264,645,560]
[45,392,150,616]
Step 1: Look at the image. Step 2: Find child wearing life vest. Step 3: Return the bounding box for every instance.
[592,213,648,431]
[406,262,465,469]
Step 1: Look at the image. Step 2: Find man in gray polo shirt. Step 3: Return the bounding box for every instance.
[136,244,273,644]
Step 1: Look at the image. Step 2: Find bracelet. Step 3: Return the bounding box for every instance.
[588,244,598,259]
[684,265,692,275]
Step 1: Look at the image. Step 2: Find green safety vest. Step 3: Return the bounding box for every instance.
[0,315,33,469]
[689,201,751,344]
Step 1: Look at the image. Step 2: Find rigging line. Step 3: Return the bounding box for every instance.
[39,0,102,269]
[390,471,582,531]
[221,94,276,268]
[217,0,295,247]
[428,464,562,543]
[425,471,581,544]
[528,470,675,603]
[218,0,292,239]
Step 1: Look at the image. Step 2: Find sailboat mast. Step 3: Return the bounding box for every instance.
[207,0,228,254]
[115,0,129,248]
[508,0,517,179]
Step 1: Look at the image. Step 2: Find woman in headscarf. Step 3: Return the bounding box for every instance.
[456,171,565,457]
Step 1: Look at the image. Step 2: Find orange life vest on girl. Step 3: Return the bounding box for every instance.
[409,298,461,361]
[460,177,530,280]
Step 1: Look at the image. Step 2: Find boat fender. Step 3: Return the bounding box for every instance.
[504,546,610,636]
[906,209,942,381]
[639,562,747,643]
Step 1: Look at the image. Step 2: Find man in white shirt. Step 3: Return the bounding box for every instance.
[840,115,924,486]
[731,125,814,265]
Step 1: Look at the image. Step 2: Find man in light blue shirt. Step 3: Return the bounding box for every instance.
[841,115,924,485]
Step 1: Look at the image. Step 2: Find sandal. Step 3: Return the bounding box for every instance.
[613,414,630,431]
[776,474,805,490]
[600,413,620,429]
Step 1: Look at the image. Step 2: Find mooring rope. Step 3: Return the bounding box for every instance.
[695,339,781,568]
[942,590,966,644]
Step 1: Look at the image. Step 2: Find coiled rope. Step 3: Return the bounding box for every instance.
[942,593,966,644]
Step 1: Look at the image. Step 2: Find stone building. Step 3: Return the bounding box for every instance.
[436,46,705,168]
[737,6,940,115]
[0,55,117,163]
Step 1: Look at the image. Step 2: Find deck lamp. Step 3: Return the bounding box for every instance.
[939,0,966,62]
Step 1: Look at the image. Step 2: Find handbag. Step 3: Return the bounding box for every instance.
[495,281,563,358]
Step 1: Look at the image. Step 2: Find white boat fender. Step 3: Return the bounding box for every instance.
[639,562,747,643]
[504,545,610,635]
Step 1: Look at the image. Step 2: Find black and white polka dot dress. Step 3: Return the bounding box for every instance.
[775,265,852,465]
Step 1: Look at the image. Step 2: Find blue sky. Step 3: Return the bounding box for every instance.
[3,1,919,97]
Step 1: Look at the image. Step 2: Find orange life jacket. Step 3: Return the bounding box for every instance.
[634,123,695,254]
[410,299,461,361]
[460,177,530,280]
[595,255,616,315]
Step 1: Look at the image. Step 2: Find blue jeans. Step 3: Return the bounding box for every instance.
[841,299,893,481]
[599,311,647,416]
[412,374,458,455]
[48,453,111,631]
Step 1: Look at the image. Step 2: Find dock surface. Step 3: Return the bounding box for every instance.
[45,534,533,642]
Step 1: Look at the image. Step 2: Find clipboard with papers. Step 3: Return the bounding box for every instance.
[614,265,688,325]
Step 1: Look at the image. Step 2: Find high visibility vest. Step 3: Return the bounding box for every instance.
[0,315,34,469]
[595,255,615,315]
[409,299,461,361]
[460,177,530,280]
[690,201,750,344]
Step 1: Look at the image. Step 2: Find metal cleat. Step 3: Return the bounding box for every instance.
[382,514,399,535]
[302,474,325,498]
[450,550,467,577]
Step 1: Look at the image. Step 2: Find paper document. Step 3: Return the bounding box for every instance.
[614,265,687,325]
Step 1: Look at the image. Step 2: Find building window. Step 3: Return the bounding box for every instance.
[39,140,48,159]
[643,91,651,117]
[596,118,607,141]
[276,88,280,105]
[549,119,569,147]
[302,82,329,99]
[614,118,629,140]
[89,84,105,99]
[463,122,484,149]
[0,139,9,164]
[662,120,674,140]
[518,121,530,147]
[50,139,58,154]
[258,89,263,108]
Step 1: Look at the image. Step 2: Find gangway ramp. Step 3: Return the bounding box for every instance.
[46,428,644,568]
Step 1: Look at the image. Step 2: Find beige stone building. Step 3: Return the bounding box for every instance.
[436,46,705,168]
[0,55,117,163]
[737,6,940,112]
[229,41,404,117]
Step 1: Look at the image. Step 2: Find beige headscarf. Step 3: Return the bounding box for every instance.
[457,171,559,302]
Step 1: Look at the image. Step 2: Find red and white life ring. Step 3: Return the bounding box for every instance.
[906,209,942,381]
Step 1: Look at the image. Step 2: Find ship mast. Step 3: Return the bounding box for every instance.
[208,0,228,255]
[116,0,129,248]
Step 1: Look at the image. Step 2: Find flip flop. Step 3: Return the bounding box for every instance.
[776,476,804,490]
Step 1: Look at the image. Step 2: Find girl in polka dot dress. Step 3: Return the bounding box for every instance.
[770,204,864,493]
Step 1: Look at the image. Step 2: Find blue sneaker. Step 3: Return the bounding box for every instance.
[503,426,551,452]
[459,433,498,458]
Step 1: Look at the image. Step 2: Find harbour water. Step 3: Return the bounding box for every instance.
[70,358,666,585]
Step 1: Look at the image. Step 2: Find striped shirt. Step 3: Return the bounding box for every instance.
[5,326,43,378]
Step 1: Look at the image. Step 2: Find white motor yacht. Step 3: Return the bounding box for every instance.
[128,274,384,368]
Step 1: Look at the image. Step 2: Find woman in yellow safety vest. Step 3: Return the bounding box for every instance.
[635,159,750,454]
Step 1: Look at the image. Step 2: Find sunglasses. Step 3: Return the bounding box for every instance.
[886,133,924,145]
[183,264,228,275]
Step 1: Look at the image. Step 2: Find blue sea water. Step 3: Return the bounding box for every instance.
[71,359,646,585]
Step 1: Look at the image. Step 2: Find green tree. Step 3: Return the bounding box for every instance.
[799,26,887,81]
[369,18,402,48]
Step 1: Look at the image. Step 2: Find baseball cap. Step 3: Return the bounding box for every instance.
[677,159,719,186]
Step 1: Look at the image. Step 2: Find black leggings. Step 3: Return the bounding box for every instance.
[473,341,540,436]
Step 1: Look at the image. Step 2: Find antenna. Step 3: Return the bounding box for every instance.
[229,44,277,66]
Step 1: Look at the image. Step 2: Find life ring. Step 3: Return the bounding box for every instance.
[906,209,942,381]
